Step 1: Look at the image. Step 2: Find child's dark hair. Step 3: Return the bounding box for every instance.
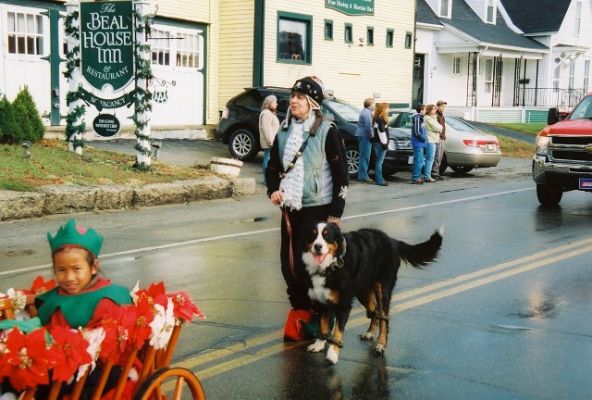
[415,104,425,113]
[52,245,97,271]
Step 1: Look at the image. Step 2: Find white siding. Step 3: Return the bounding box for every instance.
[262,0,415,108]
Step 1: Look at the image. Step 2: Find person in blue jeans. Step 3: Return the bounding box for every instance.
[411,104,427,184]
[356,97,375,182]
[372,102,390,186]
[423,104,442,183]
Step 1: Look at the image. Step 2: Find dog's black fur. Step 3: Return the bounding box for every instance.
[301,222,442,364]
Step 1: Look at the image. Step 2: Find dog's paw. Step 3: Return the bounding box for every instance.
[326,346,339,364]
[307,339,326,353]
[359,332,374,341]
[375,343,386,355]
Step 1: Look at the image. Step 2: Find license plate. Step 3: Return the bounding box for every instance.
[408,156,414,165]
[579,178,592,190]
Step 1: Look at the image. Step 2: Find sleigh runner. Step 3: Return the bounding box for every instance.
[0,278,206,400]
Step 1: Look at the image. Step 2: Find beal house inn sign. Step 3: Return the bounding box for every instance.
[80,1,134,92]
[325,0,374,16]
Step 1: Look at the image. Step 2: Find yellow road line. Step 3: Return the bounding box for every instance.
[175,236,592,374]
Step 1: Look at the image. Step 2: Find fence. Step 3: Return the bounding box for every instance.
[515,88,585,108]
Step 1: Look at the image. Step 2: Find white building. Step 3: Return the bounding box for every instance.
[415,0,592,122]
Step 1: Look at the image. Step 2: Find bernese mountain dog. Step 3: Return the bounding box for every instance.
[301,222,443,364]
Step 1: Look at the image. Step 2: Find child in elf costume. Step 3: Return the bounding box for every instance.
[36,219,133,330]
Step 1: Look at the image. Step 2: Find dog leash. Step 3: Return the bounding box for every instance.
[282,207,303,282]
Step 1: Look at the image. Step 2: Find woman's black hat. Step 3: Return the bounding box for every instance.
[291,76,324,105]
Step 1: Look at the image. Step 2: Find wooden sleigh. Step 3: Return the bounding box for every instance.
[0,291,206,400]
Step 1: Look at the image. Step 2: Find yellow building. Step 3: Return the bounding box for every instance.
[218,0,416,110]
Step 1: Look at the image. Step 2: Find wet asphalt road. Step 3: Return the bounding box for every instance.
[1,139,591,399]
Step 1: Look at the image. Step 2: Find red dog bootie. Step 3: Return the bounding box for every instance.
[283,309,313,342]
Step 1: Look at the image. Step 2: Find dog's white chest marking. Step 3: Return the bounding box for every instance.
[308,275,331,304]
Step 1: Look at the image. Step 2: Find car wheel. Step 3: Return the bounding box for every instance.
[450,165,474,174]
[345,145,360,177]
[438,154,448,175]
[536,184,563,206]
[229,128,258,161]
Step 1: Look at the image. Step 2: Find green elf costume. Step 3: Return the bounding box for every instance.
[36,219,133,331]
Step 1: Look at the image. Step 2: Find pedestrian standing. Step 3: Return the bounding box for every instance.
[372,102,389,186]
[259,95,280,181]
[356,97,375,183]
[431,100,447,179]
[411,104,427,184]
[423,104,441,183]
[265,76,349,341]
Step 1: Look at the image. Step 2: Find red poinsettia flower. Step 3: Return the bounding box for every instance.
[126,298,155,349]
[169,291,205,321]
[99,312,133,364]
[29,276,56,295]
[47,326,92,382]
[0,328,51,390]
[136,282,167,308]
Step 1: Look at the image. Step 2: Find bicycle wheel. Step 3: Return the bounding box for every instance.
[134,367,205,400]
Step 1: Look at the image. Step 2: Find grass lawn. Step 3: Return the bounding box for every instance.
[498,136,533,159]
[494,122,547,135]
[0,140,212,192]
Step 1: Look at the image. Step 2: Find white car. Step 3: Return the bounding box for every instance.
[389,111,502,174]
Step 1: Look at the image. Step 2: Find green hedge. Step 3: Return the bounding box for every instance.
[0,87,45,144]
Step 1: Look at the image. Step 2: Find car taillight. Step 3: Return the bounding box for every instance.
[463,139,498,149]
[221,106,229,120]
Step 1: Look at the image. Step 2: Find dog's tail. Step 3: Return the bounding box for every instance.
[396,230,442,268]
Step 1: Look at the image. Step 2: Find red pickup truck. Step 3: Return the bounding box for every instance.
[532,95,592,206]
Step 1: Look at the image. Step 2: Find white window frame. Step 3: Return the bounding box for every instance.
[4,6,48,59]
[150,28,171,66]
[584,60,590,92]
[568,61,575,90]
[175,30,203,70]
[484,59,493,93]
[439,0,451,18]
[485,0,496,24]
[452,57,461,76]
[574,0,582,36]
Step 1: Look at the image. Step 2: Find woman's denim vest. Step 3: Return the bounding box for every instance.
[277,118,334,208]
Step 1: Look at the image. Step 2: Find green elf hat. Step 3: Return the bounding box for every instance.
[47,219,103,257]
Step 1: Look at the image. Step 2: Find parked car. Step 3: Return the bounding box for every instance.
[216,87,413,177]
[388,111,501,175]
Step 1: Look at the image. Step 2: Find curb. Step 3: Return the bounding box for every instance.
[0,176,256,221]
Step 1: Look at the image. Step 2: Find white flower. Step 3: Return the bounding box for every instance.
[338,185,349,200]
[149,298,175,350]
[130,281,140,304]
[6,289,28,320]
[77,327,106,380]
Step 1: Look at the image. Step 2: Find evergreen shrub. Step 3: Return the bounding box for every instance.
[13,86,45,142]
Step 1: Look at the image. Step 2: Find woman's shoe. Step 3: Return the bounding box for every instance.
[376,181,389,186]
[411,179,423,184]
[424,177,436,183]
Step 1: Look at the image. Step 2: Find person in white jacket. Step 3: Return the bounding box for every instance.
[259,95,280,180]
[423,104,441,183]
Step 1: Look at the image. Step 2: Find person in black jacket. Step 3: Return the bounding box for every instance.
[265,76,349,340]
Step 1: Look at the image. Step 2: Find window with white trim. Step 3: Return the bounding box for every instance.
[484,59,494,93]
[150,29,171,66]
[485,0,496,24]
[452,57,461,76]
[439,0,451,18]
[6,11,44,55]
[584,60,590,92]
[568,61,575,90]
[176,32,201,69]
[574,1,582,35]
